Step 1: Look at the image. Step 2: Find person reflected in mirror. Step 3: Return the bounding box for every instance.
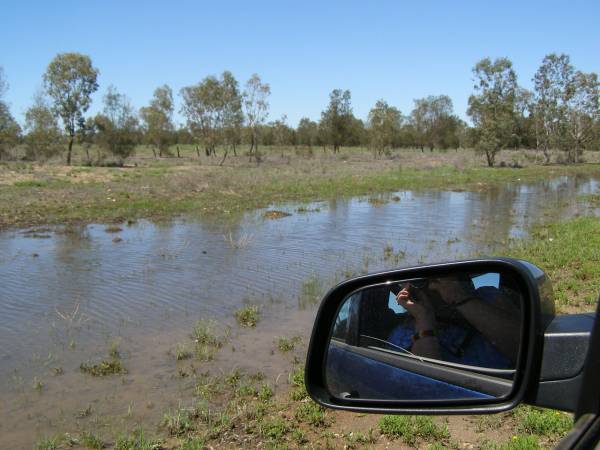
[392,276,521,368]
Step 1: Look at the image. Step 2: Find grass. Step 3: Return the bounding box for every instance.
[161,407,196,436]
[379,415,450,446]
[191,319,229,361]
[276,336,302,352]
[235,304,260,327]
[512,406,572,437]
[114,428,162,450]
[80,358,126,376]
[80,431,104,449]
[298,275,324,310]
[3,146,600,229]
[506,217,600,312]
[34,436,61,450]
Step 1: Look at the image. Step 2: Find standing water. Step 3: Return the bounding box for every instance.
[0,175,597,447]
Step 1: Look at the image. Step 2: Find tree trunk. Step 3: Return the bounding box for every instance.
[485,150,495,167]
[219,148,229,166]
[195,145,200,158]
[151,146,157,158]
[85,146,91,164]
[177,146,181,158]
[232,143,237,157]
[66,135,74,165]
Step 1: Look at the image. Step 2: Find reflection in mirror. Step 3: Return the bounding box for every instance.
[326,270,524,402]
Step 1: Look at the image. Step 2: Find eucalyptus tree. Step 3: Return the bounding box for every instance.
[44,53,99,165]
[532,54,574,163]
[566,71,599,163]
[320,89,353,153]
[467,57,519,167]
[243,74,270,159]
[140,84,175,158]
[220,71,243,158]
[533,54,600,163]
[297,117,319,147]
[410,95,456,150]
[180,75,223,158]
[24,92,63,160]
[368,100,402,157]
[94,85,139,164]
[0,67,21,160]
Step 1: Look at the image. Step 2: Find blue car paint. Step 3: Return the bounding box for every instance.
[326,342,492,400]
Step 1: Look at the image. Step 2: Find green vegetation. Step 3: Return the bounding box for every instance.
[480,435,541,450]
[80,358,126,376]
[3,153,600,229]
[191,319,228,361]
[276,336,302,352]
[114,428,162,450]
[507,217,600,311]
[235,304,260,327]
[512,406,572,437]
[379,415,450,446]
[80,431,104,449]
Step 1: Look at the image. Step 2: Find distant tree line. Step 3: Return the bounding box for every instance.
[0,52,598,166]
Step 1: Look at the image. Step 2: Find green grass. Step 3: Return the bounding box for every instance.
[294,401,330,428]
[379,415,450,446]
[506,217,600,311]
[276,336,301,352]
[34,436,61,450]
[161,407,196,437]
[512,406,572,437]
[235,304,260,327]
[80,431,104,449]
[480,435,541,450]
[114,428,162,450]
[80,358,126,376]
[191,319,228,361]
[4,147,600,229]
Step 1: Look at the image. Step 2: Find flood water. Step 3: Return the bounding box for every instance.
[0,175,597,447]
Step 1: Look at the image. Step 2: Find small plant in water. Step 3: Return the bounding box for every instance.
[191,319,228,361]
[235,304,260,327]
[174,343,192,360]
[276,336,302,352]
[80,431,104,449]
[161,407,196,436]
[80,359,126,376]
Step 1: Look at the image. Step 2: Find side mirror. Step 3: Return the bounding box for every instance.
[305,258,556,414]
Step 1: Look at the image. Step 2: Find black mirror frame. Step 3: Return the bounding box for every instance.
[305,258,547,415]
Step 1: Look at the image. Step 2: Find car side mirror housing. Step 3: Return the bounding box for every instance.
[305,258,556,415]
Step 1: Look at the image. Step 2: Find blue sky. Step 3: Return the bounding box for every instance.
[2,0,599,127]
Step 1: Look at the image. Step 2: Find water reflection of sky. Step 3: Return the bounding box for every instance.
[0,175,597,380]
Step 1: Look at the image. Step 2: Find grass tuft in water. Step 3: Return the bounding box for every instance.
[80,359,126,376]
[276,336,301,352]
[235,304,260,327]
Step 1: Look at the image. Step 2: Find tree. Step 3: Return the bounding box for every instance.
[0,67,21,160]
[94,86,139,164]
[320,89,353,153]
[532,54,574,163]
[24,92,63,160]
[140,84,175,158]
[180,75,224,158]
[296,117,319,147]
[243,74,270,159]
[533,54,600,163]
[221,71,244,158]
[565,71,599,163]
[467,58,519,167]
[410,95,457,150]
[44,53,99,165]
[368,100,402,157]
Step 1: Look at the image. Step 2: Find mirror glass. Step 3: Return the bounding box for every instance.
[326,269,524,402]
